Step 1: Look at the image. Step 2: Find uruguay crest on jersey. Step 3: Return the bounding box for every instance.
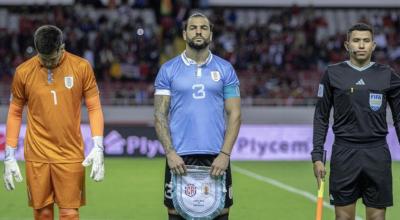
[369,93,382,111]
[64,76,74,89]
[211,71,221,82]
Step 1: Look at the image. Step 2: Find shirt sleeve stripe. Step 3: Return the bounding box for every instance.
[155,89,171,96]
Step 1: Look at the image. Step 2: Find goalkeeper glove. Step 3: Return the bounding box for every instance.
[82,136,104,182]
[3,145,23,191]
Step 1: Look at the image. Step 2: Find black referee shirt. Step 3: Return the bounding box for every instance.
[311,61,400,162]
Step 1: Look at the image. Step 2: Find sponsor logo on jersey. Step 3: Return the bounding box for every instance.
[317,84,324,97]
[211,71,221,82]
[369,93,382,111]
[64,76,74,89]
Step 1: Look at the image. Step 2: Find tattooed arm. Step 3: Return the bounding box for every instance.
[154,95,174,154]
[154,95,186,175]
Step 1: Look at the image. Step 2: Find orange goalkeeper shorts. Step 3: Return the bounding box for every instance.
[25,161,86,209]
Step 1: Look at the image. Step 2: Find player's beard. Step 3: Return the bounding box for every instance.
[187,36,210,50]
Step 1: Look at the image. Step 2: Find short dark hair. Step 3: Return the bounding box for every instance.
[347,23,374,40]
[182,12,213,32]
[34,25,63,54]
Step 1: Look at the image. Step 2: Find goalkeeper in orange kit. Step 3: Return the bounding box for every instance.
[3,25,104,220]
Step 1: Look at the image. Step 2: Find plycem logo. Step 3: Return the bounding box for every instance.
[104,129,165,157]
[126,136,164,158]
[3,124,400,161]
[230,125,314,160]
[236,137,309,156]
[104,130,126,155]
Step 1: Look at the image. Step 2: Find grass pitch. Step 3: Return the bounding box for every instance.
[1,159,399,220]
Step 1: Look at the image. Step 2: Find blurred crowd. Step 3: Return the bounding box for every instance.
[0,2,399,105]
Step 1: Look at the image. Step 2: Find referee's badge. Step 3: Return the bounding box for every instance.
[211,71,221,82]
[64,76,74,89]
[369,93,382,111]
[317,84,324,97]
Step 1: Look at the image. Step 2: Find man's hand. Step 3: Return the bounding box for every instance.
[210,152,230,177]
[82,136,104,182]
[166,151,186,175]
[3,146,23,191]
[313,160,326,189]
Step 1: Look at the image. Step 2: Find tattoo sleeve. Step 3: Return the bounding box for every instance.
[154,95,175,155]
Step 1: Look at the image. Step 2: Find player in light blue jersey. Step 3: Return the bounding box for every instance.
[154,12,241,220]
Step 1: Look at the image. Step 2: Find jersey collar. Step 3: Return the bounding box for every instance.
[345,60,375,72]
[181,50,213,67]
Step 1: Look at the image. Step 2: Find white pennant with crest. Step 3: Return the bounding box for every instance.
[172,165,226,220]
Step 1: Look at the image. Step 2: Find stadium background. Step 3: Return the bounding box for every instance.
[0,0,400,219]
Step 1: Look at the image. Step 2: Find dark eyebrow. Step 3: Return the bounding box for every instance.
[352,37,371,40]
[189,24,209,28]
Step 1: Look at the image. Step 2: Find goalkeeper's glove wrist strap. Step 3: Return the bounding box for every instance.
[5,145,16,161]
[92,136,104,150]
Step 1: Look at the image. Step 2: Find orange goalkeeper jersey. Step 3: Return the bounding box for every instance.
[11,51,99,163]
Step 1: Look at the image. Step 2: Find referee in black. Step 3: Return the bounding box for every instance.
[312,23,400,220]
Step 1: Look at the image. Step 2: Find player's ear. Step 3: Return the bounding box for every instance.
[182,30,187,41]
[59,43,65,51]
[344,41,349,52]
[372,41,376,51]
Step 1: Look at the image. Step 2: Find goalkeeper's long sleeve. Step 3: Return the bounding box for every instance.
[85,94,104,137]
[6,103,24,147]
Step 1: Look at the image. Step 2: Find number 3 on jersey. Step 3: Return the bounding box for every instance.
[51,90,58,105]
[192,84,205,99]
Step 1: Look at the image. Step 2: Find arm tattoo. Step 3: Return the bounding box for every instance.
[154,95,175,154]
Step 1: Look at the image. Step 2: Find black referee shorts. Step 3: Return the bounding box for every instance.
[163,154,233,209]
[329,142,393,208]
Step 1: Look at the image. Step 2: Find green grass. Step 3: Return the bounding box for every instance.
[1,159,399,220]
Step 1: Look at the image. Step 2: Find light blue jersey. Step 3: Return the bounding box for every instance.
[155,51,240,155]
